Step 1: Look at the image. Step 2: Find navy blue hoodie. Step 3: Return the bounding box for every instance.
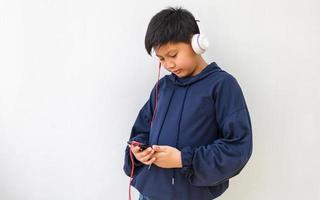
[123,62,253,200]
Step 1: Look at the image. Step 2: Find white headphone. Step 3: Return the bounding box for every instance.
[191,33,209,54]
[191,19,209,54]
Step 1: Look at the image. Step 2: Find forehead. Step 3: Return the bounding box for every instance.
[154,42,189,56]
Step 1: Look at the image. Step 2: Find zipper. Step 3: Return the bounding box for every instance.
[172,169,175,185]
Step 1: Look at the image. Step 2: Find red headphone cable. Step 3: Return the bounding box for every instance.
[128,63,161,200]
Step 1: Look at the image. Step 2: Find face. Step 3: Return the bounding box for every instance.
[155,42,199,78]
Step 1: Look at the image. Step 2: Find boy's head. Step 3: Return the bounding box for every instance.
[145,7,208,78]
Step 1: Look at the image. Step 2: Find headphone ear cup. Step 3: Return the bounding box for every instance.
[191,34,209,54]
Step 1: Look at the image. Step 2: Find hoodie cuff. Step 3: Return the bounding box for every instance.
[179,146,195,178]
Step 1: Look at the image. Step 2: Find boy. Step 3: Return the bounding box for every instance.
[123,6,252,200]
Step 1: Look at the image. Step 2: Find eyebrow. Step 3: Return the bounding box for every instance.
[155,50,177,58]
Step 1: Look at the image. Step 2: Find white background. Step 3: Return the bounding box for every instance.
[0,0,319,199]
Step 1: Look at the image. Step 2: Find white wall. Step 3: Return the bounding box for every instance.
[0,0,319,199]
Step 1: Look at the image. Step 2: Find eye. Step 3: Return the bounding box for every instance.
[170,54,177,58]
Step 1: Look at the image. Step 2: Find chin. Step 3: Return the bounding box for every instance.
[175,73,183,77]
[177,74,188,78]
[178,71,191,78]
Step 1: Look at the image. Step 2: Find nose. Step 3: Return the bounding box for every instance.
[166,61,176,70]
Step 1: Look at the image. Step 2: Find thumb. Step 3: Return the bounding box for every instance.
[152,145,167,151]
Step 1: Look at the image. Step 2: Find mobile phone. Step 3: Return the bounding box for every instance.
[127,141,152,151]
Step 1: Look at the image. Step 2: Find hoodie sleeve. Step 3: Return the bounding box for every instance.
[123,84,156,177]
[179,74,253,186]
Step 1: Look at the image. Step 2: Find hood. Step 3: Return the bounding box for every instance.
[168,62,221,87]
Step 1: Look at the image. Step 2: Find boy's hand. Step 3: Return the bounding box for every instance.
[151,145,182,169]
[129,145,156,165]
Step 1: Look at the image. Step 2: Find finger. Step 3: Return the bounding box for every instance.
[131,145,141,154]
[140,149,155,162]
[133,147,152,160]
[140,147,154,157]
[143,157,156,165]
[139,147,154,157]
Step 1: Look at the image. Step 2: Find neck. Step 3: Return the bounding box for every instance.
[191,56,208,76]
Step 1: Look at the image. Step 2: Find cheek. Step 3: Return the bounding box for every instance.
[176,50,196,66]
[175,56,196,70]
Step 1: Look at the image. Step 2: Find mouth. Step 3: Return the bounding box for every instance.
[173,69,182,74]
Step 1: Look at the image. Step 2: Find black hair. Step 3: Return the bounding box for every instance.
[144,6,200,56]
